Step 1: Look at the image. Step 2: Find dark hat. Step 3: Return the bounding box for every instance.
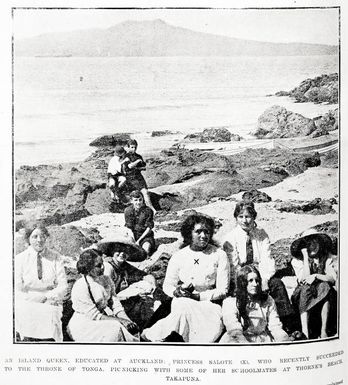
[96,235,147,262]
[290,229,333,259]
[114,145,126,157]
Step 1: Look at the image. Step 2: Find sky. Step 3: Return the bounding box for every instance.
[13,7,339,45]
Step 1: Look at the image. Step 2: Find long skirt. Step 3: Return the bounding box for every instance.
[142,297,224,343]
[16,299,63,341]
[68,313,139,342]
[291,281,332,314]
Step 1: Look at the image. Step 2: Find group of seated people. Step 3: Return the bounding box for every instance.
[15,196,338,343]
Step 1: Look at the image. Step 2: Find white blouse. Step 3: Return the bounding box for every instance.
[222,296,289,342]
[223,225,275,289]
[163,244,230,301]
[15,246,68,303]
[71,275,124,320]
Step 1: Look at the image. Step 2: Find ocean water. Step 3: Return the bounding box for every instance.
[14,55,338,167]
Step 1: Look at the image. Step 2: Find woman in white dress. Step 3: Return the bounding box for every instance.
[15,224,68,341]
[142,213,230,343]
[68,249,139,342]
[222,201,296,333]
[220,265,289,343]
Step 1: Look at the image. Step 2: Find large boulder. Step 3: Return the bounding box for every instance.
[275,73,338,104]
[313,108,338,137]
[144,148,236,188]
[253,105,316,138]
[89,133,131,147]
[46,225,101,259]
[184,127,232,143]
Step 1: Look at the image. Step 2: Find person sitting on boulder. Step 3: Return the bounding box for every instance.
[124,190,156,257]
[290,229,337,339]
[124,139,156,213]
[107,145,129,204]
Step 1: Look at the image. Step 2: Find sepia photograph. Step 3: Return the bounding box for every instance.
[12,5,340,346]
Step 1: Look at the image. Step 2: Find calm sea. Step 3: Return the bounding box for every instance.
[14,55,338,167]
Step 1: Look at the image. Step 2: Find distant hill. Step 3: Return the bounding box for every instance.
[15,19,338,57]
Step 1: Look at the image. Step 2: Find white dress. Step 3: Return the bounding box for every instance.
[68,275,139,342]
[220,296,289,343]
[15,246,68,341]
[142,244,230,342]
[222,225,275,290]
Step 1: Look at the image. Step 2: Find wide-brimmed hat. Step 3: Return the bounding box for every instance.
[96,235,147,262]
[290,228,333,259]
[114,145,126,157]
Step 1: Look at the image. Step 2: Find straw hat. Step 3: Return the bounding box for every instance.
[290,228,333,259]
[96,235,147,262]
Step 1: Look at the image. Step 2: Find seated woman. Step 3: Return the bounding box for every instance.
[142,213,230,343]
[222,201,296,333]
[99,237,167,331]
[124,190,156,257]
[15,224,68,341]
[220,265,289,343]
[67,249,139,342]
[290,229,337,339]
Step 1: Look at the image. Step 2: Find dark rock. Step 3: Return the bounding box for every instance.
[184,127,232,143]
[321,149,338,168]
[313,109,338,136]
[242,189,272,203]
[84,188,112,215]
[89,133,131,147]
[274,198,335,215]
[145,148,236,188]
[151,130,178,137]
[46,225,101,258]
[253,105,316,139]
[200,127,232,142]
[275,73,338,104]
[271,220,338,269]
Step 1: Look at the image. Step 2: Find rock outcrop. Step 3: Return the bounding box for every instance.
[253,106,339,139]
[275,73,338,104]
[15,145,322,227]
[184,127,234,142]
[274,197,336,215]
[89,133,131,147]
[253,105,316,139]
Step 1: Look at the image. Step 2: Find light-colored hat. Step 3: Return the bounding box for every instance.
[96,235,147,262]
[290,228,333,259]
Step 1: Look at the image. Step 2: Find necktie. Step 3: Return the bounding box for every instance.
[246,235,254,265]
[37,252,43,280]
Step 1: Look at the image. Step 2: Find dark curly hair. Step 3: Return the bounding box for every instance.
[233,201,257,220]
[76,249,103,275]
[24,223,50,242]
[236,265,268,330]
[180,213,216,248]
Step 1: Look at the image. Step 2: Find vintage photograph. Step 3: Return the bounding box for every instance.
[13,7,339,344]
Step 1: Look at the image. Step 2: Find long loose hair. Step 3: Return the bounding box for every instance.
[235,265,268,329]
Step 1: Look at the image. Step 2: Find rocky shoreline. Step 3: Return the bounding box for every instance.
[15,73,339,318]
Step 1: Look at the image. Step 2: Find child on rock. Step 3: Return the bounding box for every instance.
[124,139,156,213]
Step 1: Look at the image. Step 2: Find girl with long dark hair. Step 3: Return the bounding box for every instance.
[220,265,289,343]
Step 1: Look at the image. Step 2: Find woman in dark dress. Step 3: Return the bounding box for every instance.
[290,229,337,339]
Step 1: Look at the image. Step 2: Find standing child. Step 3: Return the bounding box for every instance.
[124,139,156,213]
[124,190,156,257]
[107,145,128,204]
